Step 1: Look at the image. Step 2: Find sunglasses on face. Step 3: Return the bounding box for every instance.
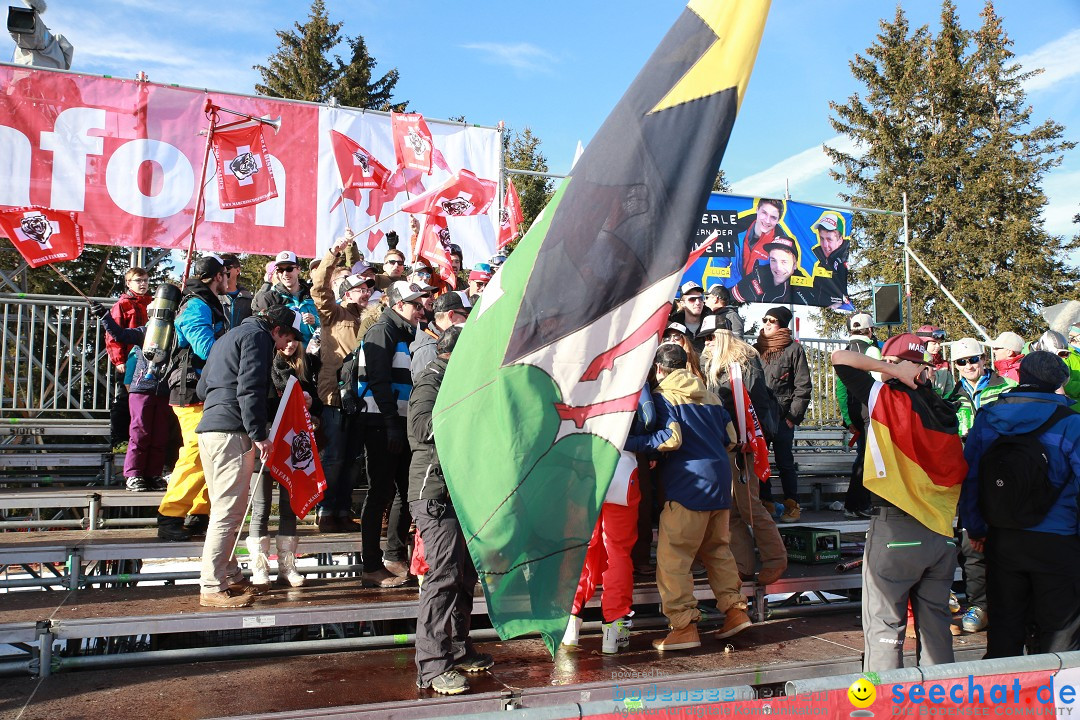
[385,260,403,266]
[277,265,297,273]
[404,300,425,309]
[954,356,982,367]
[415,269,432,278]
[683,296,703,303]
[662,333,683,343]
[762,317,779,325]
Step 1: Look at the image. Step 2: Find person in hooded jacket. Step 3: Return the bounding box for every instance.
[106,267,152,448]
[959,352,1080,658]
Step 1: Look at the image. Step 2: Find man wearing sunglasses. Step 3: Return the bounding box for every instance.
[252,250,320,346]
[376,248,408,291]
[946,337,1015,635]
[669,281,712,353]
[355,281,427,587]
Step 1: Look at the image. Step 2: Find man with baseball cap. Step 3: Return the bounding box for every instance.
[355,280,427,587]
[309,231,378,533]
[960,352,1080,658]
[809,212,850,308]
[467,263,493,299]
[705,284,744,338]
[984,331,1025,383]
[217,254,254,329]
[194,305,303,607]
[732,236,813,304]
[832,333,967,671]
[253,250,320,346]
[835,313,882,519]
[411,291,471,383]
[669,281,711,353]
[157,254,229,542]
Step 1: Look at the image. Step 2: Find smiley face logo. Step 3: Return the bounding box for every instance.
[848,677,876,708]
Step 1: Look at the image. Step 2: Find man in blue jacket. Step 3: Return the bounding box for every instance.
[626,343,750,651]
[195,306,303,608]
[959,351,1080,658]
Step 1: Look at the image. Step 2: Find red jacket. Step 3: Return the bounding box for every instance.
[106,290,151,367]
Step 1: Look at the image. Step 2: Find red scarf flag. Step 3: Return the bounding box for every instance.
[392,112,434,174]
[730,363,771,484]
[400,169,496,218]
[212,123,278,209]
[266,376,326,518]
[330,130,390,190]
[417,216,457,289]
[0,206,84,268]
[497,178,524,250]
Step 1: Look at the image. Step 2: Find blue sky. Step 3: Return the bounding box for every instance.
[3,0,1079,238]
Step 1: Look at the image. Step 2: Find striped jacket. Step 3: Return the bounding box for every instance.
[358,305,416,421]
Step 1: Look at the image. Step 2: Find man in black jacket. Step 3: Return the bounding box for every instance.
[194,307,302,608]
[408,327,493,695]
[358,281,425,588]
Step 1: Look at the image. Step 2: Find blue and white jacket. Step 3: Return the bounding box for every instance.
[358,305,416,422]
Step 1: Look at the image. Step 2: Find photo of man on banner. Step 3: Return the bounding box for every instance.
[684,194,853,310]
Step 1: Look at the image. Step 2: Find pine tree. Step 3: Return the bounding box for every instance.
[502,127,553,254]
[826,1,1077,339]
[254,0,404,111]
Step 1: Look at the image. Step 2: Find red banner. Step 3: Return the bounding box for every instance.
[392,111,434,174]
[267,376,326,519]
[212,123,278,209]
[0,206,83,268]
[417,216,456,289]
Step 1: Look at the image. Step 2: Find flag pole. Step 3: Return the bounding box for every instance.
[48,264,91,301]
[353,208,403,238]
[182,102,219,282]
[230,457,268,562]
[337,189,354,233]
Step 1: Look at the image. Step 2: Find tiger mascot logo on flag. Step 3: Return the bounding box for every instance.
[285,429,315,475]
[18,212,54,248]
[228,149,260,185]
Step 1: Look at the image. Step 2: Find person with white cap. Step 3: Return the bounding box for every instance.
[252,250,320,346]
[984,331,1025,384]
[809,211,850,308]
[309,231,376,533]
[835,313,882,519]
[946,337,1015,635]
[1031,330,1080,407]
[669,281,712,353]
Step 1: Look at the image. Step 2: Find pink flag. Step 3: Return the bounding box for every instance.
[212,123,278,209]
[367,229,385,253]
[400,169,496,217]
[0,206,84,268]
[392,112,434,174]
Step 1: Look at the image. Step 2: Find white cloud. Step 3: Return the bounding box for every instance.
[730,134,863,197]
[1041,168,1080,238]
[460,42,557,73]
[1016,28,1080,93]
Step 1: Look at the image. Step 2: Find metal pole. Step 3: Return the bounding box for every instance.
[504,168,567,180]
[904,246,990,341]
[182,107,218,281]
[903,192,912,332]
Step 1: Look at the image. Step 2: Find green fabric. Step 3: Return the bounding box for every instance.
[952,373,1016,437]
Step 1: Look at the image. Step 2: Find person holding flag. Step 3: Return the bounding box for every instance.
[700,315,786,586]
[194,306,304,608]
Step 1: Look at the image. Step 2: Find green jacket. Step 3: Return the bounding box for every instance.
[836,336,881,426]
[948,371,1015,438]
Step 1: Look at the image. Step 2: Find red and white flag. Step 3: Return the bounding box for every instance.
[417,216,457,289]
[330,130,390,190]
[400,169,496,217]
[267,376,326,518]
[497,178,524,250]
[367,229,385,253]
[392,112,434,174]
[212,123,278,209]
[0,206,84,268]
[730,363,770,484]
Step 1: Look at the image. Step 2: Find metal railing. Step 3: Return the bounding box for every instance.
[799,337,848,427]
[0,293,115,419]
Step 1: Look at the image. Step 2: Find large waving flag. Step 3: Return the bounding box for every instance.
[0,206,84,268]
[497,178,524,251]
[432,0,771,654]
[212,123,278,209]
[267,376,327,518]
[400,169,496,217]
[330,130,391,190]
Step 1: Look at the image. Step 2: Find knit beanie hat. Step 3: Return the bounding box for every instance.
[765,306,793,329]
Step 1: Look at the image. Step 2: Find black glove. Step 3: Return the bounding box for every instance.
[386,420,407,455]
[87,301,108,320]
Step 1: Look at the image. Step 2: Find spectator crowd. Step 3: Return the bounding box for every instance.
[92,223,1080,693]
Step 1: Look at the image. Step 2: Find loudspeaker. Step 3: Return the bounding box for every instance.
[873,284,903,326]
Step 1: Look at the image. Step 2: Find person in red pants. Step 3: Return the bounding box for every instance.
[562,452,641,654]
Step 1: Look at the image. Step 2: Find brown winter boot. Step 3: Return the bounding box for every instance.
[780,499,801,523]
[652,623,701,651]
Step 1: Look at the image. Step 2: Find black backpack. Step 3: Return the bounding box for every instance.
[977,406,1075,529]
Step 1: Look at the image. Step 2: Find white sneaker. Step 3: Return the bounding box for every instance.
[602,614,633,654]
[561,615,582,647]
